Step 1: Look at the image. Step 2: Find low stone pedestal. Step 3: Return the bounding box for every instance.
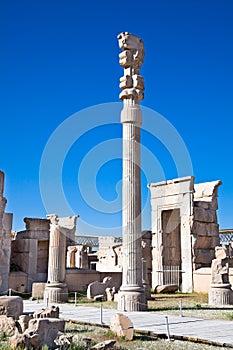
[118,288,147,311]
[44,283,68,303]
[208,283,233,305]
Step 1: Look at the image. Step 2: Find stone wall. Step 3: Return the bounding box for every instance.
[192,181,222,269]
[65,269,122,292]
[149,176,222,293]
[10,218,50,291]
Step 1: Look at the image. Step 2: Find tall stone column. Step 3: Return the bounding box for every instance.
[0,171,12,294]
[117,32,147,311]
[44,214,78,303]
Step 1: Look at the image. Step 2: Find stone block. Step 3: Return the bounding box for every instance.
[24,318,65,349]
[194,201,209,209]
[192,221,219,236]
[194,207,217,223]
[110,313,134,340]
[87,278,112,300]
[149,176,194,199]
[33,306,59,319]
[0,296,23,320]
[32,282,46,299]
[193,236,218,250]
[24,217,50,231]
[194,180,222,200]
[155,284,178,293]
[193,249,215,265]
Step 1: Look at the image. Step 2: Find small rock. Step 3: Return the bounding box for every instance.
[110,313,134,340]
[33,305,59,318]
[91,339,116,349]
[155,284,178,293]
[54,331,73,349]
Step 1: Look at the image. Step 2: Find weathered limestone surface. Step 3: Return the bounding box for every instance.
[0,315,18,336]
[23,318,65,349]
[44,214,78,303]
[117,32,147,311]
[87,277,112,300]
[66,244,89,269]
[0,296,23,320]
[110,313,134,340]
[33,306,59,319]
[0,171,13,294]
[32,282,46,299]
[192,180,222,270]
[10,217,50,292]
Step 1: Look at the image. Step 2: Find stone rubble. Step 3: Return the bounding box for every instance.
[110,313,134,340]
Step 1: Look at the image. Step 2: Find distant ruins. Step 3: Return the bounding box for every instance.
[0,171,227,303]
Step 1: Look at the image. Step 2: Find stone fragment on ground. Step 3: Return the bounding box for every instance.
[110,313,134,340]
[9,318,65,349]
[87,277,112,300]
[155,284,178,293]
[91,339,116,349]
[0,296,23,319]
[54,331,73,349]
[18,314,33,332]
[33,305,59,318]
[0,315,18,336]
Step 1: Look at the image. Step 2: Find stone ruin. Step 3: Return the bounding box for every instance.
[149,176,222,292]
[11,217,50,292]
[44,214,78,303]
[0,171,13,294]
[209,246,233,305]
[66,244,89,269]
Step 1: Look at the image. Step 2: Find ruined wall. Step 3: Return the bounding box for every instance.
[192,181,222,269]
[10,218,50,291]
[149,176,222,293]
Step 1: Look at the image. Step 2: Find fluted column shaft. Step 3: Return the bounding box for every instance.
[47,226,66,283]
[121,104,143,288]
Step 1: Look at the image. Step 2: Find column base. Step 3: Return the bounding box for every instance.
[117,287,147,311]
[44,283,68,303]
[208,283,233,305]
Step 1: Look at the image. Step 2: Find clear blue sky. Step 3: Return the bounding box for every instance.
[0,0,232,234]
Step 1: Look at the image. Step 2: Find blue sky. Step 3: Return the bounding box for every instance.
[0,0,232,233]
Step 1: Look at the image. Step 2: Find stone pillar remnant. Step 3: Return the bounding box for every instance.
[209,246,233,305]
[117,32,147,311]
[0,171,13,294]
[44,214,78,303]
